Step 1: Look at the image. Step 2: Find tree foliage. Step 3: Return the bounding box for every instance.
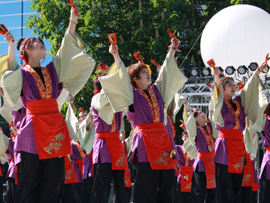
[27,0,270,142]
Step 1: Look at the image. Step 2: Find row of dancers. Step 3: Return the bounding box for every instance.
[0,5,269,203]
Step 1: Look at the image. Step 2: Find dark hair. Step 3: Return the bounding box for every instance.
[17,37,44,62]
[93,71,106,91]
[126,63,149,87]
[191,108,201,118]
[219,73,234,88]
[265,103,270,116]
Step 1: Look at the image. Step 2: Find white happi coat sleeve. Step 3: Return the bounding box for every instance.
[182,139,197,160]
[183,108,197,147]
[167,93,186,123]
[243,118,253,154]
[65,102,79,141]
[78,118,95,154]
[210,84,224,127]
[0,132,9,164]
[1,55,22,109]
[155,53,188,124]
[240,74,268,123]
[53,31,96,97]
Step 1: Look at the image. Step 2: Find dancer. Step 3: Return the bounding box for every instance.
[182,102,217,203]
[176,131,196,203]
[90,44,132,203]
[2,6,95,203]
[252,102,270,203]
[99,37,187,203]
[210,63,267,203]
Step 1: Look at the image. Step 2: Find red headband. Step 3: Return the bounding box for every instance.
[221,77,229,83]
[19,37,31,65]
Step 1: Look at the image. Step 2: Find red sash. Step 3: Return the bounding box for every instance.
[0,165,2,176]
[242,154,254,187]
[266,146,270,153]
[198,152,216,188]
[74,159,84,179]
[124,168,132,187]
[96,132,127,170]
[26,99,71,159]
[64,156,78,184]
[253,183,259,191]
[135,123,175,170]
[180,166,193,192]
[218,129,245,173]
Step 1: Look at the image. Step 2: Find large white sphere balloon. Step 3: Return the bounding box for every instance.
[201,5,270,69]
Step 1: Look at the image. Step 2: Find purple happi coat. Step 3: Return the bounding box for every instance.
[212,96,246,166]
[194,122,216,172]
[14,62,62,164]
[91,97,122,165]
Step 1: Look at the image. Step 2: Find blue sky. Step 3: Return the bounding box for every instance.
[0,0,53,66]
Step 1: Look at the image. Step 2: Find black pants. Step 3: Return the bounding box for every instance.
[15,151,65,203]
[113,184,132,203]
[7,177,17,203]
[177,184,190,203]
[215,163,243,203]
[263,179,270,203]
[133,162,175,203]
[252,191,257,203]
[91,162,126,203]
[62,184,79,203]
[188,166,215,203]
[240,186,252,203]
[80,176,93,203]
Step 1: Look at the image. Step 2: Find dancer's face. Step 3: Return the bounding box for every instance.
[26,39,47,61]
[223,79,236,99]
[193,109,207,124]
[134,68,152,90]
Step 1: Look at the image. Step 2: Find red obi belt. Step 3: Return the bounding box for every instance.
[74,159,84,180]
[198,152,216,188]
[135,122,175,170]
[180,166,193,192]
[64,155,78,184]
[242,153,254,187]
[219,129,245,173]
[96,132,128,170]
[26,99,71,159]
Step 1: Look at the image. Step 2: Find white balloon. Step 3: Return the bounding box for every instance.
[200,5,270,70]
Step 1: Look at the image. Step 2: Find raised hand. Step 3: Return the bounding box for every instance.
[4,31,15,46]
[109,44,118,55]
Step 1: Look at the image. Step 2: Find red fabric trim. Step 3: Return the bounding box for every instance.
[221,77,229,83]
[19,37,31,65]
[218,129,245,173]
[180,166,193,192]
[26,99,71,159]
[64,155,78,184]
[124,168,132,187]
[266,146,270,153]
[94,90,100,95]
[74,158,84,179]
[242,154,254,187]
[198,152,216,188]
[253,183,259,191]
[135,122,175,170]
[95,132,127,170]
[0,165,2,176]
